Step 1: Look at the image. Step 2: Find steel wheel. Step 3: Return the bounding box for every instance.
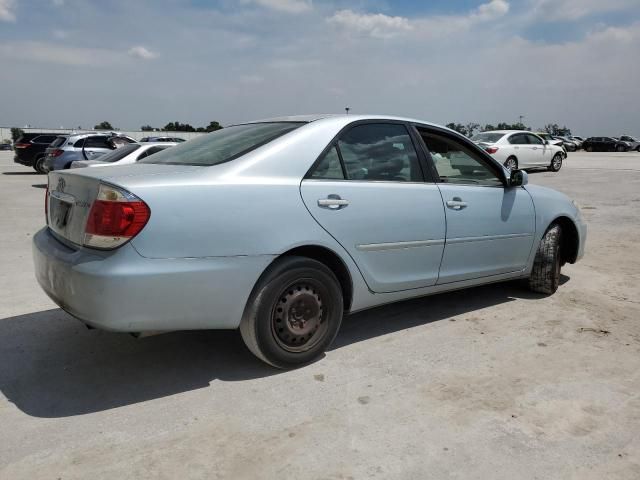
[240,256,343,368]
[504,157,518,171]
[271,280,328,353]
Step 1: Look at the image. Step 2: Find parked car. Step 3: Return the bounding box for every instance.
[12,133,61,173]
[569,136,583,149]
[33,115,586,368]
[0,141,12,150]
[139,136,186,143]
[470,130,565,172]
[43,133,136,171]
[618,136,640,151]
[534,132,565,151]
[582,137,631,152]
[553,136,578,152]
[70,142,177,169]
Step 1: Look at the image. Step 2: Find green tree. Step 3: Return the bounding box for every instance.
[163,121,196,132]
[205,121,223,132]
[544,123,571,136]
[140,125,155,131]
[94,121,114,130]
[10,128,25,142]
[446,123,468,136]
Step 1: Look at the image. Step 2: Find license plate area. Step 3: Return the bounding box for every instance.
[49,191,75,232]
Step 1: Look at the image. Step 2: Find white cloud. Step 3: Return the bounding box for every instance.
[0,41,123,66]
[530,0,639,21]
[472,0,510,21]
[52,29,69,39]
[127,46,159,60]
[241,0,312,14]
[328,10,413,39]
[0,0,16,22]
[329,1,509,39]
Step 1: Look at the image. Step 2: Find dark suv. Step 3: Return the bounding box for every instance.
[13,133,63,173]
[582,137,631,152]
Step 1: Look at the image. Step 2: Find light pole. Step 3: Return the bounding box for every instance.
[345,107,350,115]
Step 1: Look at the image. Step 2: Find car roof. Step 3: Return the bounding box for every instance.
[476,130,525,135]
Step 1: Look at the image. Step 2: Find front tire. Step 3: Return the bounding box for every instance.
[549,153,563,172]
[616,145,626,152]
[529,225,562,295]
[240,256,343,369]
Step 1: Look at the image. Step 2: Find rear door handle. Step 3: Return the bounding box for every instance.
[446,197,467,210]
[318,195,349,210]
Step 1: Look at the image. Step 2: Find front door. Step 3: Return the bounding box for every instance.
[300,122,446,293]
[414,126,536,284]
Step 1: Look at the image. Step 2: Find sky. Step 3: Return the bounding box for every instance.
[0,0,639,135]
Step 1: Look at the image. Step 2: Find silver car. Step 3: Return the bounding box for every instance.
[44,132,136,171]
[33,115,587,368]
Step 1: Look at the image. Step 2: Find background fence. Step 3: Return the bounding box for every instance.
[0,127,204,143]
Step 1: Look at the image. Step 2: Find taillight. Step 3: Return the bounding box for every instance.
[50,149,64,157]
[14,143,31,149]
[485,146,499,154]
[84,184,150,249]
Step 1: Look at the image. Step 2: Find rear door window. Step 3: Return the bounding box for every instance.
[336,123,422,182]
[85,136,113,149]
[32,135,58,144]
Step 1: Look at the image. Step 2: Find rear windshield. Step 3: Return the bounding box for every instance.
[139,122,303,166]
[50,136,67,148]
[471,133,504,143]
[95,143,141,162]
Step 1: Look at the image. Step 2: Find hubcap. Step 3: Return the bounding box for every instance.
[271,282,327,352]
[505,159,516,170]
[553,156,562,169]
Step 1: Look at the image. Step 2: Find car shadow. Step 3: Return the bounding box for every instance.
[31,184,47,189]
[0,277,567,418]
[2,171,41,176]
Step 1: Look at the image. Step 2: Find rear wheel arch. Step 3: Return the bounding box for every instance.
[278,245,353,312]
[549,216,579,265]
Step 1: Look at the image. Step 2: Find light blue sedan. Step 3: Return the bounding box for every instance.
[33,115,586,368]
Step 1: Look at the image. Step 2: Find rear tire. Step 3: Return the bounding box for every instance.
[616,145,626,152]
[240,256,343,369]
[529,224,562,295]
[504,157,518,171]
[34,156,46,174]
[548,153,563,172]
[586,145,593,152]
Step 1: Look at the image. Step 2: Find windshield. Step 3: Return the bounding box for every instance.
[139,122,304,166]
[471,133,504,143]
[95,143,141,162]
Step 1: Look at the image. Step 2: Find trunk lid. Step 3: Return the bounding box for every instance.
[47,171,101,246]
[46,164,204,246]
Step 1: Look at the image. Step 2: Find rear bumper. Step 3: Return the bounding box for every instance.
[33,228,275,332]
[14,155,33,166]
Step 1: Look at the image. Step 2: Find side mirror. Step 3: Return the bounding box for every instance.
[510,169,528,187]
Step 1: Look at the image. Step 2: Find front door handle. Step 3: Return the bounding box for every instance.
[446,197,467,210]
[318,194,349,210]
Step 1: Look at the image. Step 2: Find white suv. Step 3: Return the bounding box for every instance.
[470,130,565,172]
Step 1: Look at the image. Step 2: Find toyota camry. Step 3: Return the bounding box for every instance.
[33,115,586,368]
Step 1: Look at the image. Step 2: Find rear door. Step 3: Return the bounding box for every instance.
[300,122,447,293]
[83,136,115,159]
[414,126,535,284]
